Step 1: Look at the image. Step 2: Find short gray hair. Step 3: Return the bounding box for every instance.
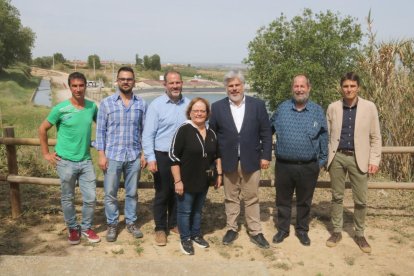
[223,70,245,86]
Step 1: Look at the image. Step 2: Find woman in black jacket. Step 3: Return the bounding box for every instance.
[169,97,222,255]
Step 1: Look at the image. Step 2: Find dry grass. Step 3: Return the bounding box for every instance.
[358,14,414,182]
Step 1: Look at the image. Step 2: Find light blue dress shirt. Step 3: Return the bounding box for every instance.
[142,93,190,162]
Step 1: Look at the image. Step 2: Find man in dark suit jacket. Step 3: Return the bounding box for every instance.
[209,70,272,249]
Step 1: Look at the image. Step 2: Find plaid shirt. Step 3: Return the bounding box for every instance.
[95,91,147,161]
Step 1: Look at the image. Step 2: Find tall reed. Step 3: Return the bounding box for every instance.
[357,14,414,181]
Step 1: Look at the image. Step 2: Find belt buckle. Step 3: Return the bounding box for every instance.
[339,149,354,156]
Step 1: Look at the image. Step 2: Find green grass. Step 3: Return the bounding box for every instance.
[0,66,47,136]
[0,66,55,178]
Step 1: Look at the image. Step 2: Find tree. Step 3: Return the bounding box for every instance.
[150,54,161,70]
[135,54,143,67]
[32,56,53,69]
[87,54,101,69]
[245,9,362,109]
[53,52,66,64]
[0,0,36,71]
[143,55,150,70]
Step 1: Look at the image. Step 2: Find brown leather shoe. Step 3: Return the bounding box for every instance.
[155,231,167,246]
[169,226,180,236]
[355,236,371,253]
[326,232,342,247]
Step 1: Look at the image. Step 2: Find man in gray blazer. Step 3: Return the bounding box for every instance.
[326,72,381,253]
[209,70,272,249]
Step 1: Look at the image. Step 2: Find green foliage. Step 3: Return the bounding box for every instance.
[0,0,36,71]
[53,53,65,64]
[32,56,53,69]
[143,54,161,70]
[150,54,161,71]
[245,9,362,109]
[87,54,101,69]
[0,66,52,178]
[143,55,150,69]
[135,54,143,67]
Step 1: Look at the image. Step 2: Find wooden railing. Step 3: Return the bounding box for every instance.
[1,126,414,218]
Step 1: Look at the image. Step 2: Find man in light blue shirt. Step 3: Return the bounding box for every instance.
[96,66,147,242]
[142,70,190,246]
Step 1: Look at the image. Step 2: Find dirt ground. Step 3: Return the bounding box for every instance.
[0,184,413,276]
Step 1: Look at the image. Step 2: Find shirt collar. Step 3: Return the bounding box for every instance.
[186,119,209,130]
[342,97,358,108]
[163,93,185,104]
[228,95,246,107]
[112,90,138,102]
[290,99,309,111]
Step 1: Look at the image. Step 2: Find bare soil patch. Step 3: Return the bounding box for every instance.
[0,184,413,275]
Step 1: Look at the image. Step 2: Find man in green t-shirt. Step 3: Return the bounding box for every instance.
[39,72,100,245]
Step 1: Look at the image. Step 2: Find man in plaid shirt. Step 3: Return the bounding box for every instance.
[95,66,147,242]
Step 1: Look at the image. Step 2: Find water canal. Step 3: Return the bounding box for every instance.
[32,79,52,107]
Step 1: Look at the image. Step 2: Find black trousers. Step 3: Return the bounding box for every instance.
[153,151,177,232]
[275,160,319,233]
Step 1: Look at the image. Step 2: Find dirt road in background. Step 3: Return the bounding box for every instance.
[31,67,70,102]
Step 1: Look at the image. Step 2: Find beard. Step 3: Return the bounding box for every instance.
[119,86,133,94]
[293,93,309,105]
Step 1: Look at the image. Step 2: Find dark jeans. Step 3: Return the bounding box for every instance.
[153,151,177,232]
[275,160,319,233]
[177,189,208,241]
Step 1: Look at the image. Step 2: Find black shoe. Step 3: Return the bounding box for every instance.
[222,230,238,245]
[296,231,311,246]
[106,224,118,242]
[272,230,289,244]
[192,236,210,248]
[126,223,144,239]
[250,233,270,249]
[180,239,194,255]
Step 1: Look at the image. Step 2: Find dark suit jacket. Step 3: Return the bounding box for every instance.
[209,96,272,174]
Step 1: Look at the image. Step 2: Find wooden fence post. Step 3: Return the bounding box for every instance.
[4,126,22,218]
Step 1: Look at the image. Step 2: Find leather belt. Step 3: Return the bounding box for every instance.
[337,149,354,156]
[276,158,317,165]
[155,150,169,155]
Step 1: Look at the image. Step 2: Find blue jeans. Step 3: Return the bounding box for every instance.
[104,158,141,225]
[177,189,208,241]
[56,159,96,231]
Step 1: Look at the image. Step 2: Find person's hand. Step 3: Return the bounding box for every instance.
[43,152,60,166]
[98,154,108,171]
[260,159,270,170]
[140,154,147,168]
[147,161,158,173]
[215,175,223,189]
[175,180,184,195]
[368,164,379,175]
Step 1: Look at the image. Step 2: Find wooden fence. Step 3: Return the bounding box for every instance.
[1,126,414,219]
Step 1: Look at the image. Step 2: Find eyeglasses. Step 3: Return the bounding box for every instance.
[117,78,134,82]
[191,110,207,114]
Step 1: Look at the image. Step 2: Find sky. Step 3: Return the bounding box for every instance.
[11,0,414,64]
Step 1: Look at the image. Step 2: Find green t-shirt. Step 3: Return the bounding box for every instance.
[47,99,97,161]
